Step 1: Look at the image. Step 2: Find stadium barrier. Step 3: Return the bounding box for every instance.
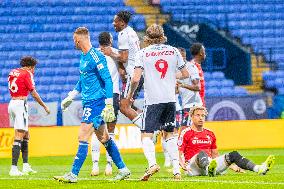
[0,119,284,158]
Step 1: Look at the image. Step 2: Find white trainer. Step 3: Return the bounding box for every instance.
[91,166,99,176]
[22,163,37,175]
[105,163,112,176]
[9,166,23,176]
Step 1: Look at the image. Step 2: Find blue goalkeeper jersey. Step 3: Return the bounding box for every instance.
[74,47,113,105]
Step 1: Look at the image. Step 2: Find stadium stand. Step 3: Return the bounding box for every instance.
[160,0,284,70]
[0,0,146,103]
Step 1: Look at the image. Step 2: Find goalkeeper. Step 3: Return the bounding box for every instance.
[54,27,130,183]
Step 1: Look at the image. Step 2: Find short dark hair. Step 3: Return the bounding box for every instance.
[99,32,111,46]
[190,43,203,56]
[178,47,186,53]
[116,11,132,24]
[20,56,37,67]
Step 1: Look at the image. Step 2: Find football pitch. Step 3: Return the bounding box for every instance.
[0,148,283,189]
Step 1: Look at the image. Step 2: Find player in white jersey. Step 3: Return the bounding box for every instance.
[127,24,189,180]
[176,47,202,129]
[102,11,143,129]
[91,32,120,176]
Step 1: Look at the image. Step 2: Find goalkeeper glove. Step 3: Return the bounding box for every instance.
[61,90,79,111]
[101,98,116,122]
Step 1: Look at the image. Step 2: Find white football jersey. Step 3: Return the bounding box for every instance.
[178,62,202,108]
[135,44,186,105]
[118,26,140,76]
[97,47,120,94]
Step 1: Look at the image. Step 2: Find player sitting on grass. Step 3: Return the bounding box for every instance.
[178,106,275,177]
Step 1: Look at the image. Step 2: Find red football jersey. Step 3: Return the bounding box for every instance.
[193,62,205,106]
[178,127,217,161]
[8,68,35,97]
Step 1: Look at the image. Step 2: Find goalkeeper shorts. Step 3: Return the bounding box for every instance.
[81,98,105,129]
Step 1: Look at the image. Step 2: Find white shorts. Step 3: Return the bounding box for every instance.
[121,74,144,99]
[8,100,29,131]
[186,154,228,176]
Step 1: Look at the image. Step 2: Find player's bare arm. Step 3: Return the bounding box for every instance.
[127,67,143,100]
[176,67,189,79]
[211,149,219,159]
[177,79,200,91]
[30,89,50,114]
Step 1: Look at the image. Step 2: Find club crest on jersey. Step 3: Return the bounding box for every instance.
[97,63,104,70]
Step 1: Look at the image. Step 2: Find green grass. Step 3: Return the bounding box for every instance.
[0,149,284,189]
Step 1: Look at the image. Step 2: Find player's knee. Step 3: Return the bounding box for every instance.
[196,151,209,169]
[97,134,110,144]
[227,151,242,164]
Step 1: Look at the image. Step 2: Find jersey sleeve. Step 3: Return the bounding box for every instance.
[211,132,217,149]
[177,130,188,153]
[24,71,35,92]
[134,50,144,69]
[90,49,113,99]
[174,47,186,70]
[118,32,129,50]
[188,64,200,81]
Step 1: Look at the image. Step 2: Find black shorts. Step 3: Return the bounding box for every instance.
[121,75,144,99]
[141,102,176,133]
[182,108,191,127]
[108,93,120,123]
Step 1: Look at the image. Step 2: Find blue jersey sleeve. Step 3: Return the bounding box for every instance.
[90,49,113,99]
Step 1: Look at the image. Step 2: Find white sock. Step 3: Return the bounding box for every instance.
[253,165,260,172]
[142,137,157,167]
[106,133,114,164]
[11,165,18,171]
[162,138,170,164]
[214,155,228,174]
[132,114,142,129]
[91,133,100,168]
[166,137,180,175]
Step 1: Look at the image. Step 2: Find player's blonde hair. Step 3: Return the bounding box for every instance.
[74,27,89,36]
[189,106,208,117]
[143,24,167,46]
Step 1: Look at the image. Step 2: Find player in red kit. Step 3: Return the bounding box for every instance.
[178,106,275,177]
[8,56,50,176]
[189,43,206,106]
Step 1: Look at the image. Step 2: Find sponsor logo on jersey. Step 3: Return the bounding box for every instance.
[97,63,104,70]
[146,50,175,57]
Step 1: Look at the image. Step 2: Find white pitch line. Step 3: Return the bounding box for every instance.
[0,177,283,185]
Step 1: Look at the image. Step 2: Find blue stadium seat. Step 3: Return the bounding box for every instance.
[211,71,225,80]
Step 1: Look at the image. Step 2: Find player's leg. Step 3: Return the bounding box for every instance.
[21,131,37,175]
[95,123,130,180]
[162,102,181,179]
[161,131,171,168]
[104,122,116,176]
[54,102,97,183]
[140,104,161,181]
[9,100,27,176]
[223,151,275,175]
[185,154,205,176]
[90,133,100,176]
[104,93,120,176]
[120,75,143,128]
[54,122,93,183]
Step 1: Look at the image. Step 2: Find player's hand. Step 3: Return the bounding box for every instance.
[44,106,51,115]
[61,96,73,112]
[101,104,116,122]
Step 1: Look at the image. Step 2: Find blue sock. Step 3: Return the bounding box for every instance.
[104,138,126,169]
[71,141,88,176]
